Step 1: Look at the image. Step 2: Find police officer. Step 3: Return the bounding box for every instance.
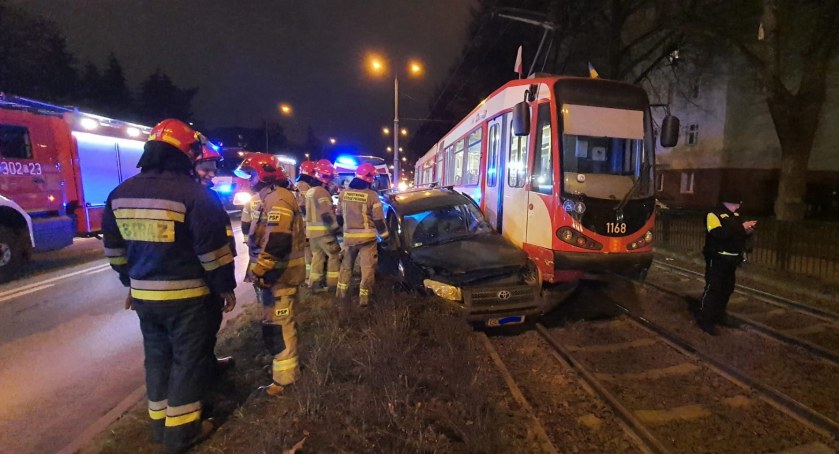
[234,154,306,396]
[295,160,317,279]
[306,160,341,292]
[336,163,389,306]
[194,146,236,375]
[697,192,757,335]
[102,119,236,452]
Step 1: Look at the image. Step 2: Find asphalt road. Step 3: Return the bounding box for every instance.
[0,220,254,454]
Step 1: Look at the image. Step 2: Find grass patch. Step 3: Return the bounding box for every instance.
[84,280,538,453]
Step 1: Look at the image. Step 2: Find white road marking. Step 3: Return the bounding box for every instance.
[0,284,56,302]
[0,263,110,299]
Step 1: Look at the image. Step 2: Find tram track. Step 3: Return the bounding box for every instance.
[648,261,839,367]
[482,286,839,452]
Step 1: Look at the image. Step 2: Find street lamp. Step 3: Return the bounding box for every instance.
[367,53,424,184]
[329,138,337,145]
[304,153,310,159]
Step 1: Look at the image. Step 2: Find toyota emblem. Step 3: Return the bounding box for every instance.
[497,290,511,300]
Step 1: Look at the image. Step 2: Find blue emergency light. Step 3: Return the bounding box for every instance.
[214,184,233,194]
[336,156,357,167]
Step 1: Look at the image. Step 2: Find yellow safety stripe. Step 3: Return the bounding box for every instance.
[226,226,233,236]
[111,198,186,213]
[343,232,377,239]
[706,213,721,232]
[103,247,125,257]
[306,225,330,231]
[165,410,201,427]
[113,208,185,222]
[718,251,740,256]
[269,207,294,217]
[148,399,167,420]
[273,357,299,372]
[109,257,128,265]
[149,409,166,420]
[131,278,206,289]
[317,197,332,204]
[131,286,210,301]
[326,271,340,278]
[337,282,349,290]
[287,257,305,267]
[201,253,234,271]
[309,273,323,280]
[198,245,233,262]
[359,288,370,296]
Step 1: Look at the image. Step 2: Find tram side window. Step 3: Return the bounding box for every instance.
[487,123,499,187]
[532,103,553,194]
[465,128,481,185]
[508,123,528,188]
[0,125,33,159]
[447,139,464,185]
[435,151,444,184]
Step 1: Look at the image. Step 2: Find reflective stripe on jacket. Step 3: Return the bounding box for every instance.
[703,204,747,257]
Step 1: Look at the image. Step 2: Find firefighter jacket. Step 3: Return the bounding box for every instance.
[241,196,260,236]
[703,204,748,259]
[248,185,306,286]
[295,175,314,214]
[305,184,339,239]
[102,171,236,300]
[336,183,388,246]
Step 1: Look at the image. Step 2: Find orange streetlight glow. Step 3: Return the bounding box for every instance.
[409,61,423,76]
[279,103,293,116]
[382,127,390,135]
[400,128,408,136]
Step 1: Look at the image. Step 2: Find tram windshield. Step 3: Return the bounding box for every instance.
[560,117,653,201]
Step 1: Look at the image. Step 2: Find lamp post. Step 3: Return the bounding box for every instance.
[368,54,423,185]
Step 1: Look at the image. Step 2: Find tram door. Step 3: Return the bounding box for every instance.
[502,115,529,247]
[484,114,506,231]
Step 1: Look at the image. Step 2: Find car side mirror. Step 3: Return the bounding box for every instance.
[512,101,530,136]
[660,115,680,147]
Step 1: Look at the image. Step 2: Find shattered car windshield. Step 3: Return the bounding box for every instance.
[403,203,492,248]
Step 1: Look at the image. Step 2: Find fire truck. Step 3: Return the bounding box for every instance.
[0,94,151,281]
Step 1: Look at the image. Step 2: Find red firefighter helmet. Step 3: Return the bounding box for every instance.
[234,153,287,184]
[299,160,316,176]
[314,159,335,182]
[148,119,208,160]
[195,145,223,164]
[355,163,378,184]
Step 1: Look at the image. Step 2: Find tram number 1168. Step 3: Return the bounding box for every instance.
[606,222,627,234]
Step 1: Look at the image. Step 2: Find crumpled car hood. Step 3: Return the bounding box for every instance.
[410,234,528,281]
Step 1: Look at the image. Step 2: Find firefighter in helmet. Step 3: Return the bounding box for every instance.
[102,119,236,452]
[234,154,306,396]
[336,163,388,306]
[194,145,236,376]
[305,159,341,292]
[296,160,317,279]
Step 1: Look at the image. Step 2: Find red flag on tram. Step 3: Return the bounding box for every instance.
[514,46,523,79]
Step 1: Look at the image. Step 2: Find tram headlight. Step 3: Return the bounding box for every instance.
[644,231,653,243]
[556,227,603,250]
[423,279,462,301]
[627,231,653,250]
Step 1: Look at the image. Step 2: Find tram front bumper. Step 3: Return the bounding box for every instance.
[553,251,653,274]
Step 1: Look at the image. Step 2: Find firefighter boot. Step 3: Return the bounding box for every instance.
[336,282,350,303]
[258,382,288,397]
[359,288,371,307]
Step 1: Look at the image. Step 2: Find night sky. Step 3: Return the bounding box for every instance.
[10,0,476,157]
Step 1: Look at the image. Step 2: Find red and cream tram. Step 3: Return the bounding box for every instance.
[415,76,678,284]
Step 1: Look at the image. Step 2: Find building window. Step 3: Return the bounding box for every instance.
[691,79,701,99]
[687,123,699,145]
[0,125,33,160]
[680,171,695,194]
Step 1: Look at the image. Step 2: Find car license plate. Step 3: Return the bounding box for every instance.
[486,315,525,327]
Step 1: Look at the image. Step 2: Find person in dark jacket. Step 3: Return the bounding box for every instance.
[194,145,236,377]
[697,192,756,335]
[102,119,236,453]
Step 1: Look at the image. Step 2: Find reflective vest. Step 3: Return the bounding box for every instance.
[305,185,338,239]
[248,185,306,286]
[703,204,747,258]
[102,171,236,300]
[337,188,387,246]
[295,180,311,213]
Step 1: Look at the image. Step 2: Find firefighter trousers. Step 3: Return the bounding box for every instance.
[255,284,300,386]
[337,241,377,305]
[134,296,214,453]
[206,293,224,381]
[304,239,312,280]
[308,235,341,288]
[698,253,739,324]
